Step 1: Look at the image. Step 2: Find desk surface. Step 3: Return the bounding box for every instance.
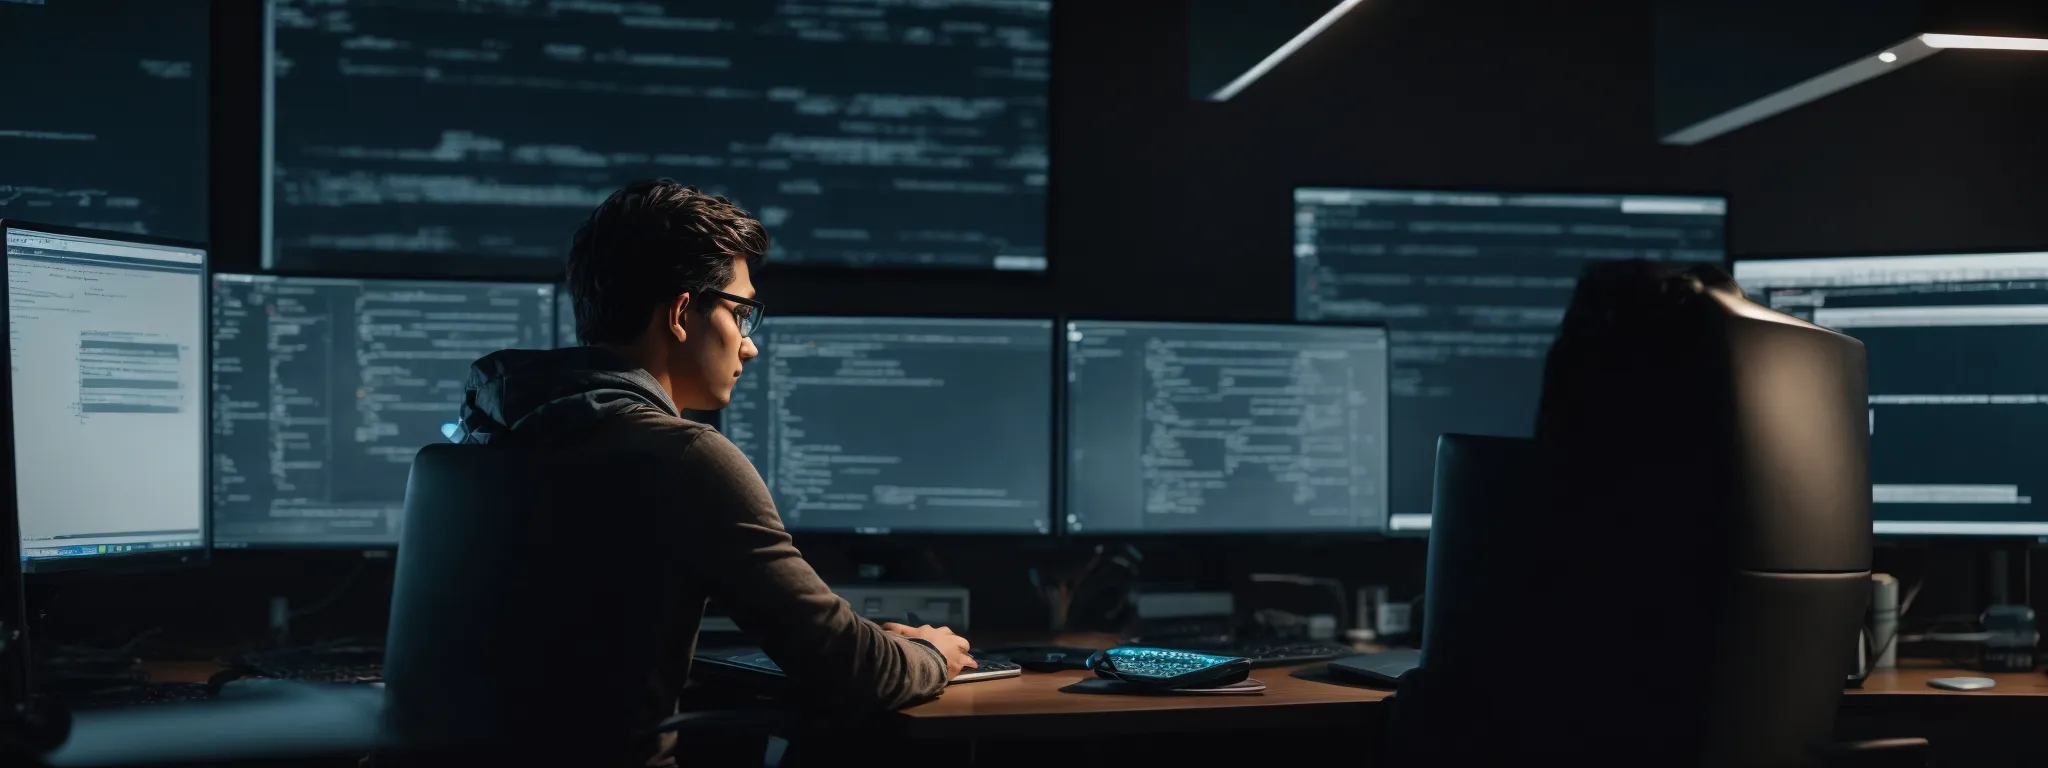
[139,654,2048,742]
[1852,662,2048,696]
[893,663,1391,739]
[891,656,2048,739]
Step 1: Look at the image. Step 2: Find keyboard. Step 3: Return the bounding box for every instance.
[62,682,217,710]
[228,645,384,684]
[1094,647,1235,681]
[973,644,1098,671]
[237,662,385,684]
[1170,641,1358,668]
[953,659,1025,683]
[1089,646,1256,689]
[698,649,1023,685]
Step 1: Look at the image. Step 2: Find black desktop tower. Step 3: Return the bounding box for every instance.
[1397,262,1872,766]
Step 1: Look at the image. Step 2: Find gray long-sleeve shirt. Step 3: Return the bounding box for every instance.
[455,347,949,731]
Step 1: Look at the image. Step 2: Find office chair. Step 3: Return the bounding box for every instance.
[380,443,784,767]
[1386,261,1928,767]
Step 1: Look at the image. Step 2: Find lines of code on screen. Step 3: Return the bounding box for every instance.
[0,0,207,239]
[210,275,554,547]
[723,317,1053,534]
[1063,322,1391,534]
[1293,188,1725,528]
[267,0,1049,273]
[1740,252,2048,536]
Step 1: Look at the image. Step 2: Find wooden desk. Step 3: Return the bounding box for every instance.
[1851,662,2048,696]
[893,663,1392,740]
[893,656,2048,742]
[141,654,2048,746]
[1838,662,2048,765]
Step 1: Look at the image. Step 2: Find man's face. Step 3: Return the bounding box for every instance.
[670,258,759,411]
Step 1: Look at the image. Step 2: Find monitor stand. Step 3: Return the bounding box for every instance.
[2,576,68,756]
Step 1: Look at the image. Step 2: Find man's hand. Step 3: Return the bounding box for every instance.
[881,622,978,680]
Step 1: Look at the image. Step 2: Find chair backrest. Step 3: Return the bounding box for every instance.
[1392,261,1871,766]
[381,442,676,765]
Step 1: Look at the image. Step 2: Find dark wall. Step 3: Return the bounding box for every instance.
[765,0,2048,323]
[1693,48,2048,258]
[77,0,2044,648]
[211,0,2048,325]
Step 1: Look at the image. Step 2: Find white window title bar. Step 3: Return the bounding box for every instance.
[6,230,205,265]
[1734,252,2048,288]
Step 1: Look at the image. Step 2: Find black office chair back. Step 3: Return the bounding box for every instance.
[382,442,676,766]
[1393,262,1872,767]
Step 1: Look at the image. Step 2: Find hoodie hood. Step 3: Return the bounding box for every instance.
[457,346,679,445]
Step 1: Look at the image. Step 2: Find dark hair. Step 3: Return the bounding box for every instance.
[1535,259,1735,439]
[565,178,769,345]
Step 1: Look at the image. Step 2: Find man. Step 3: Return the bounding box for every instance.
[454,179,975,755]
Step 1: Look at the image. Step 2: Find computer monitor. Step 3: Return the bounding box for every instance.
[1063,320,1392,534]
[1292,187,1727,531]
[0,0,209,241]
[5,221,209,574]
[210,274,556,548]
[1734,250,2048,536]
[723,316,1054,534]
[264,0,1049,274]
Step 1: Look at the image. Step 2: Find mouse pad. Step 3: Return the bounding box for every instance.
[1059,678,1266,695]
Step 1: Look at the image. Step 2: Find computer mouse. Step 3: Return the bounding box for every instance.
[1927,676,1996,691]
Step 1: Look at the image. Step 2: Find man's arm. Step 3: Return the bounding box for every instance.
[677,431,951,710]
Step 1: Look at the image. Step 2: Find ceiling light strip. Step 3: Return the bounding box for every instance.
[1206,0,1369,102]
[1661,35,1939,145]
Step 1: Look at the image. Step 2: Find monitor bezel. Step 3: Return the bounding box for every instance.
[206,271,558,552]
[2,219,213,578]
[0,264,23,702]
[1733,247,2048,541]
[1057,315,1395,538]
[731,312,1062,537]
[1289,184,1733,536]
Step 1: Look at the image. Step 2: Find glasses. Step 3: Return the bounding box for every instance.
[699,288,765,338]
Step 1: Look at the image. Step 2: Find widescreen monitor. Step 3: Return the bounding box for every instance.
[1294,187,1727,531]
[211,274,555,547]
[6,221,208,573]
[1063,320,1392,534]
[265,0,1051,274]
[1736,251,2048,536]
[723,316,1055,534]
[0,0,209,241]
